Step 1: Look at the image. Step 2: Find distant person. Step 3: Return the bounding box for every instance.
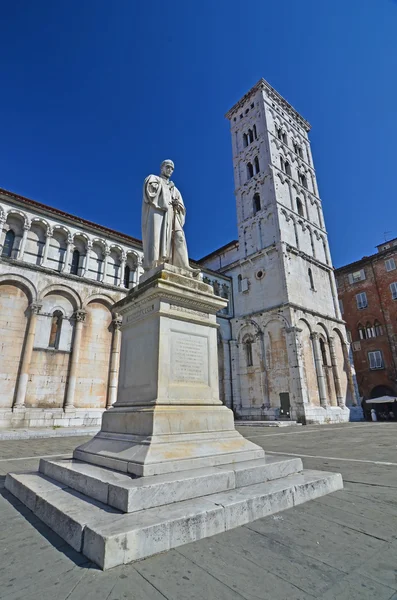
[392,400,397,421]
[371,408,377,422]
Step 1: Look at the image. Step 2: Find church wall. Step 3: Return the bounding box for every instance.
[298,319,320,407]
[25,350,70,408]
[284,251,336,316]
[0,192,139,428]
[74,301,113,409]
[0,283,29,408]
[264,318,290,409]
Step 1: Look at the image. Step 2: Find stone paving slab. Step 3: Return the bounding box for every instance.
[1,424,397,599]
[0,427,99,440]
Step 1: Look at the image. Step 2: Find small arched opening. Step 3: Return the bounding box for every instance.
[48,310,63,349]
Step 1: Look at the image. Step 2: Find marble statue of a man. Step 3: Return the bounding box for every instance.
[142,160,195,273]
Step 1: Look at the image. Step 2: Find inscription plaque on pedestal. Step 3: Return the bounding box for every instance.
[170,331,209,385]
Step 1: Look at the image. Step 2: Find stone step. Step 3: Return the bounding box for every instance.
[39,455,303,513]
[5,468,342,570]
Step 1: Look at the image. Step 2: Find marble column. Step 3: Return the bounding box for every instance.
[41,227,53,267]
[62,235,74,273]
[310,332,328,408]
[101,248,110,283]
[119,254,126,287]
[106,315,122,409]
[222,341,232,409]
[286,326,309,406]
[0,215,5,251]
[13,302,42,408]
[18,222,30,260]
[64,310,86,410]
[229,340,242,413]
[82,241,92,277]
[344,341,358,406]
[328,336,344,407]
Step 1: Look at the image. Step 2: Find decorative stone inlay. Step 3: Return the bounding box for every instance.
[30,302,42,315]
[126,304,155,322]
[75,309,87,322]
[169,304,209,319]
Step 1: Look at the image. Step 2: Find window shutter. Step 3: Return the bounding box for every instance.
[360,269,366,281]
[369,352,376,369]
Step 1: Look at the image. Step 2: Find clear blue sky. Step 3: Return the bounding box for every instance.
[1,0,396,267]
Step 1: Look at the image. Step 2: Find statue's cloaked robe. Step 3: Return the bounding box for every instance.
[142,175,187,272]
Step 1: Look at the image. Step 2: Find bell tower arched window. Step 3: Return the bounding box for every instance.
[247,162,254,180]
[253,193,261,214]
[253,124,257,139]
[248,129,254,144]
[2,229,15,258]
[48,310,63,349]
[243,133,248,148]
[70,249,80,275]
[308,268,315,290]
[296,198,304,217]
[254,156,260,174]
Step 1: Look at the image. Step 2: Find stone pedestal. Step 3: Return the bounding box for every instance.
[5,264,343,570]
[74,264,264,476]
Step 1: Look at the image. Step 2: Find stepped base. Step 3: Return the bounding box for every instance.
[5,456,343,570]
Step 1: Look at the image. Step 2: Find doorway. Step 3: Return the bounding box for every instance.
[279,392,291,419]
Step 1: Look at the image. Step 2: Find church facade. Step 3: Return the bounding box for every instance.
[0,80,356,428]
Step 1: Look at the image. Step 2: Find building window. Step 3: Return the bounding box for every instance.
[374,321,383,336]
[348,269,365,284]
[245,340,253,367]
[366,322,375,338]
[254,156,260,174]
[248,129,254,144]
[390,282,397,300]
[368,350,384,370]
[243,133,248,148]
[70,249,80,275]
[277,127,283,141]
[124,265,131,288]
[253,124,257,139]
[246,162,254,180]
[385,258,396,272]
[284,161,291,176]
[356,292,368,309]
[298,172,307,188]
[308,268,315,290]
[237,274,242,292]
[48,310,63,349]
[253,193,261,214]
[319,338,328,366]
[294,142,303,158]
[296,198,304,217]
[2,229,15,258]
[358,324,366,340]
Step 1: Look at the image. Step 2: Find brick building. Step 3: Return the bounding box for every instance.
[335,239,397,401]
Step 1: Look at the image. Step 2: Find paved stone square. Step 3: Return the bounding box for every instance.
[1,422,397,599]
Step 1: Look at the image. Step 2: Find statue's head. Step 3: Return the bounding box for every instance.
[160,159,174,178]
